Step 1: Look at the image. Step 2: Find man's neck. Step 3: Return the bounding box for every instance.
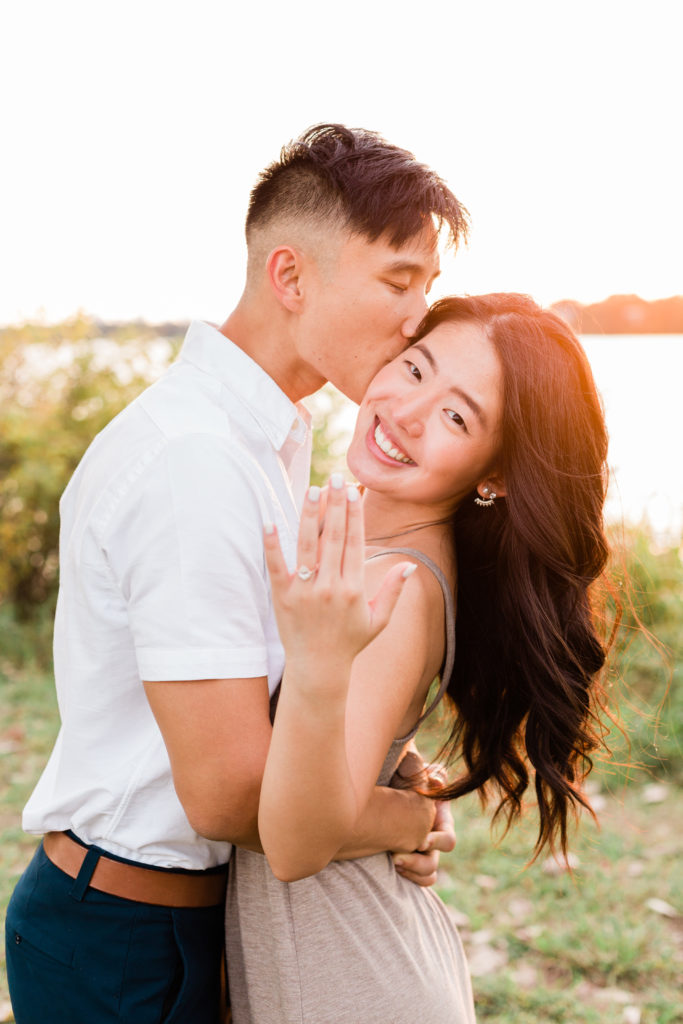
[218,302,324,404]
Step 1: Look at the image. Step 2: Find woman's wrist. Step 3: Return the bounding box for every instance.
[281,657,354,703]
[278,685,348,721]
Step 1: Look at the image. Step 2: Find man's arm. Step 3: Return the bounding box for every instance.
[144,677,442,866]
[143,676,272,851]
[337,786,435,860]
[338,751,456,886]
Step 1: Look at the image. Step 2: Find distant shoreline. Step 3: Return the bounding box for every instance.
[2,293,683,335]
[550,294,683,334]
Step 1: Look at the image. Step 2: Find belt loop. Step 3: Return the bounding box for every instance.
[69,847,101,902]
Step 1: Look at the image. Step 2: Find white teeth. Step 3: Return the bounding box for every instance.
[374,422,412,464]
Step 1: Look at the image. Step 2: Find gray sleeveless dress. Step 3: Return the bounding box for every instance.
[225,549,476,1024]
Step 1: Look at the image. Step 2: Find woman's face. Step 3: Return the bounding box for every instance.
[347,319,505,513]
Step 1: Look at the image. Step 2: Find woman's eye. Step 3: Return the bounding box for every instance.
[388,282,408,293]
[404,361,422,381]
[446,409,466,430]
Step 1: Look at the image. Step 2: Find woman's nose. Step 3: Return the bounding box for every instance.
[392,396,427,438]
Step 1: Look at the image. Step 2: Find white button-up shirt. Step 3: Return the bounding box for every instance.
[23,321,311,868]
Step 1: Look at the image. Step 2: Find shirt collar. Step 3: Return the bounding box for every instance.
[178,320,309,451]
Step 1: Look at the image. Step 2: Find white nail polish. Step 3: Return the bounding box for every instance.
[401,563,417,579]
[308,485,321,503]
[264,522,275,535]
[330,473,344,490]
[346,485,359,502]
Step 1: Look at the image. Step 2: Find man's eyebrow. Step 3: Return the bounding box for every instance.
[384,260,441,280]
[412,342,487,427]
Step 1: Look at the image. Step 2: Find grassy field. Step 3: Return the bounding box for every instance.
[1,671,681,1021]
[1,535,682,1023]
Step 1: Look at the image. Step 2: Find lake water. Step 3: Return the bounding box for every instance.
[581,335,682,542]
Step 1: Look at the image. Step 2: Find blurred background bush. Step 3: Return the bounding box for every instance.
[1,317,680,786]
[0,318,355,637]
[0,318,681,1022]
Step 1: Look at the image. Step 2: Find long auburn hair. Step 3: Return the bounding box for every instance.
[414,294,612,856]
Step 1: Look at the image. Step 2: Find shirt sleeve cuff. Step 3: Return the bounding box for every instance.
[137,647,269,681]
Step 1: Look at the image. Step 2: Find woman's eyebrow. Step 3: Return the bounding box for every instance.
[412,342,437,370]
[412,342,487,427]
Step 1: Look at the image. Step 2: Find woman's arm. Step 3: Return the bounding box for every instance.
[258,481,445,881]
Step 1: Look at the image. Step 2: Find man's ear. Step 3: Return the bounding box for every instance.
[266,246,305,312]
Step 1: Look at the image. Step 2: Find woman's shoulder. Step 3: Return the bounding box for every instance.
[362,545,453,700]
[364,544,454,624]
[365,543,455,591]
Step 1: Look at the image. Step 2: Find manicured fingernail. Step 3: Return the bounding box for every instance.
[264,522,275,535]
[346,485,359,502]
[394,858,405,869]
[308,485,321,503]
[330,473,344,490]
[401,564,417,580]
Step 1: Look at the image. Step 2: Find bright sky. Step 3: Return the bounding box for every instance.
[1,0,681,326]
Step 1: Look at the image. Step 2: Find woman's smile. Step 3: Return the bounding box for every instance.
[367,417,416,466]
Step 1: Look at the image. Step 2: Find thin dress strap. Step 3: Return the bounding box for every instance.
[366,547,455,734]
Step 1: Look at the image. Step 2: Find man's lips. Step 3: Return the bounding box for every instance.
[366,417,415,465]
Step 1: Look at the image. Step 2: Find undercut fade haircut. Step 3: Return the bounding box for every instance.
[246,123,469,250]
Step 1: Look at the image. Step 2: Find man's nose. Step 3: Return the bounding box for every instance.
[400,293,429,339]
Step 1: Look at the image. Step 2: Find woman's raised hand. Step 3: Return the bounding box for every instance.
[264,473,416,681]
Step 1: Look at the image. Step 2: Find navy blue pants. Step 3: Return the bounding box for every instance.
[5,841,226,1023]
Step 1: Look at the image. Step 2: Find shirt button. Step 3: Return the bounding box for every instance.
[15,933,21,944]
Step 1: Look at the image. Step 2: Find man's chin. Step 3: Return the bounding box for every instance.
[329,380,365,405]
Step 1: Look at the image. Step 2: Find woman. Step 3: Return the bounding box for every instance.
[226,294,611,1023]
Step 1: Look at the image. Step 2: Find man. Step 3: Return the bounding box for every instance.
[6,124,469,1022]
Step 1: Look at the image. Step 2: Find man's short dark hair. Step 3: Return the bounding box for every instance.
[246,123,469,250]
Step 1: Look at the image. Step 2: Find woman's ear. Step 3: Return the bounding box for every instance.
[476,473,507,501]
[266,246,305,312]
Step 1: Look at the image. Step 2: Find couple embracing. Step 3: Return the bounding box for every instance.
[6,124,611,1023]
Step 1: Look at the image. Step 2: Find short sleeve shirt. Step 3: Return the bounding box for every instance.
[23,322,311,868]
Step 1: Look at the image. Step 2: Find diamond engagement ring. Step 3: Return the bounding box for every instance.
[296,565,315,581]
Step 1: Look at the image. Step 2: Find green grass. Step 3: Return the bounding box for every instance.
[0,653,58,1021]
[0,657,58,912]
[441,787,683,1023]
[1,660,681,1023]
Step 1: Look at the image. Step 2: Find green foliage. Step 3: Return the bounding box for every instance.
[0,317,179,617]
[0,317,346,620]
[0,604,55,670]
[308,383,353,486]
[599,528,683,784]
[0,319,681,787]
